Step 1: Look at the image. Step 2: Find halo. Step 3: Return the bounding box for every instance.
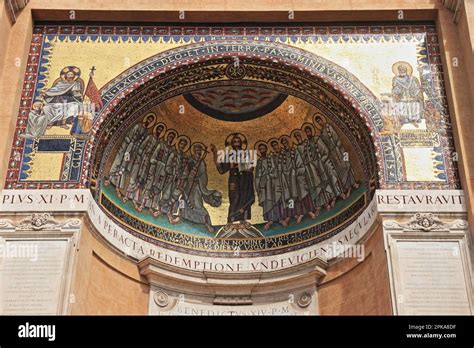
[60,66,81,80]
[312,112,327,128]
[225,132,248,150]
[301,122,316,135]
[143,112,157,129]
[190,142,207,157]
[32,100,44,107]
[279,135,291,145]
[164,129,178,146]
[290,129,304,145]
[153,122,167,138]
[268,137,280,153]
[253,140,268,155]
[392,61,413,76]
[176,135,191,153]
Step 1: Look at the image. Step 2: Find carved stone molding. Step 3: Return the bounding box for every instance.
[0,213,81,232]
[383,213,468,232]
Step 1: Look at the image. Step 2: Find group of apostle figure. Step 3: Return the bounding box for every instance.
[105,114,222,233]
[105,112,358,234]
[253,114,358,230]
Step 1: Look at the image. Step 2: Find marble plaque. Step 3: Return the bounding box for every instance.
[396,241,472,315]
[0,240,68,314]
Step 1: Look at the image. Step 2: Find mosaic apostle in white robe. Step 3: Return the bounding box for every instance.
[391,62,424,127]
[149,130,177,216]
[106,115,154,197]
[255,142,284,230]
[279,136,315,224]
[314,116,358,199]
[303,125,340,210]
[269,139,291,227]
[292,130,319,217]
[128,124,166,211]
[125,132,158,207]
[160,137,190,222]
[140,125,166,211]
[180,143,222,234]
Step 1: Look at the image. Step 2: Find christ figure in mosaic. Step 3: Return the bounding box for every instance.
[210,133,255,224]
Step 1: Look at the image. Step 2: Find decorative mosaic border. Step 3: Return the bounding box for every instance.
[34,23,435,36]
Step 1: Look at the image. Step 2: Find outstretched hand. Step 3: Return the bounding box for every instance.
[210,144,217,156]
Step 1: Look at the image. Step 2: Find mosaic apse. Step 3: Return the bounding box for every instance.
[96,91,369,254]
[4,23,460,255]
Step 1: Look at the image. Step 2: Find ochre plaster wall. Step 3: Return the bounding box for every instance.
[69,219,149,315]
[318,223,392,315]
[436,4,474,238]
